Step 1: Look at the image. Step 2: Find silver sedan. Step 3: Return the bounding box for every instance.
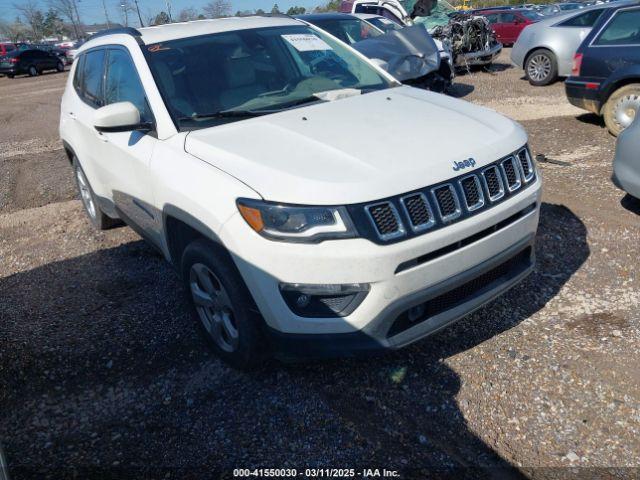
[511,5,607,86]
[613,114,640,200]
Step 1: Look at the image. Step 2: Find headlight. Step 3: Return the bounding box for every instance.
[236,198,357,243]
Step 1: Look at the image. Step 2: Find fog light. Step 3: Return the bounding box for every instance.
[407,304,426,322]
[279,283,370,318]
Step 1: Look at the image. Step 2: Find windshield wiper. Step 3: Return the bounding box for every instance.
[177,109,265,125]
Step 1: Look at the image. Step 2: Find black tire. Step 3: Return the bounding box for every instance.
[181,239,266,370]
[603,83,640,137]
[27,65,38,77]
[525,49,558,86]
[7,74,14,79]
[56,61,65,72]
[72,157,120,230]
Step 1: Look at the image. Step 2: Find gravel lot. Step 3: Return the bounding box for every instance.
[1,51,639,479]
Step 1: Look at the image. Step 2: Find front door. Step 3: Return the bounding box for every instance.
[97,46,160,244]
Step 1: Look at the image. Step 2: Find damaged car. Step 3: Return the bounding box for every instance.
[340,0,503,69]
[355,13,455,86]
[298,13,453,91]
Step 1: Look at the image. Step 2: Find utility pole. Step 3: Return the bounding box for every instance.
[102,0,111,28]
[133,0,144,26]
[120,2,128,26]
[165,0,172,22]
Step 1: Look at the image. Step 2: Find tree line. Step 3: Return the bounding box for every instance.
[0,0,341,43]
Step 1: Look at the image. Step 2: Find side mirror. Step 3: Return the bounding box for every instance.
[93,101,151,133]
[370,58,390,71]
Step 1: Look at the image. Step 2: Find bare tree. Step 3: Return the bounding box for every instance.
[0,19,30,42]
[14,0,45,40]
[177,6,199,21]
[203,0,232,18]
[48,0,83,38]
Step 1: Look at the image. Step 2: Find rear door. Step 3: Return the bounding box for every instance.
[485,14,504,42]
[498,12,519,44]
[582,7,640,82]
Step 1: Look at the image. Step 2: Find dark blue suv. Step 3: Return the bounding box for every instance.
[565,2,640,136]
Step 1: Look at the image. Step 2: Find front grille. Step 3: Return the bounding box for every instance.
[365,202,404,240]
[432,184,460,222]
[517,148,534,182]
[401,193,435,232]
[357,146,536,243]
[482,166,505,201]
[459,175,484,211]
[501,156,521,192]
[388,246,532,337]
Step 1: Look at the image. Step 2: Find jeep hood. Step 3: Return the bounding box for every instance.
[185,86,527,205]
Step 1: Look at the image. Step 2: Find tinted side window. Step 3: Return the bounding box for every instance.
[560,9,603,27]
[81,49,106,107]
[499,13,516,23]
[104,49,151,122]
[486,14,499,24]
[595,9,640,46]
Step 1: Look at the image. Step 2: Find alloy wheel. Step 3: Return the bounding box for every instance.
[76,167,96,219]
[527,54,551,82]
[612,93,640,131]
[189,263,239,353]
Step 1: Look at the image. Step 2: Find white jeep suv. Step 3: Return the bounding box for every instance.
[60,17,541,368]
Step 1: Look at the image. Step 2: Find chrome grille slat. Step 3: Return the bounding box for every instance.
[481,165,505,202]
[365,202,405,241]
[431,184,461,222]
[361,147,536,242]
[400,193,435,232]
[459,174,485,212]
[517,148,535,183]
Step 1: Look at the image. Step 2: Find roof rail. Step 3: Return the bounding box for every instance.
[87,27,142,42]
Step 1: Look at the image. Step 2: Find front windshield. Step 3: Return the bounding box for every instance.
[145,25,391,130]
[309,18,384,44]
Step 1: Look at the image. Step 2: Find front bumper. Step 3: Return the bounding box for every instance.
[455,43,503,67]
[268,236,534,359]
[221,175,542,348]
[565,80,602,114]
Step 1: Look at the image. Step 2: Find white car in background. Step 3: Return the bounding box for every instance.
[60,18,541,368]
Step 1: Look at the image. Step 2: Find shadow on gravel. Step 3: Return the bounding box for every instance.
[575,113,605,129]
[447,83,475,98]
[0,203,589,480]
[621,194,640,215]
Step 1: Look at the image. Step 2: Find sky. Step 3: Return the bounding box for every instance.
[2,0,327,26]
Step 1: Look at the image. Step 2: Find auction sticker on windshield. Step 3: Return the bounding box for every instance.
[282,34,332,52]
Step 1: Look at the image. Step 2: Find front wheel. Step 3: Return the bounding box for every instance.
[525,49,557,86]
[603,84,640,137]
[73,158,120,230]
[181,239,266,370]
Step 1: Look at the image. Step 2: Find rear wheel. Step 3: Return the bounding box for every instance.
[525,49,557,86]
[56,61,65,72]
[7,74,14,79]
[603,84,640,137]
[181,239,266,370]
[27,65,38,77]
[73,157,120,230]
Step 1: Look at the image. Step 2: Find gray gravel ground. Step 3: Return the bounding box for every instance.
[0,50,639,479]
